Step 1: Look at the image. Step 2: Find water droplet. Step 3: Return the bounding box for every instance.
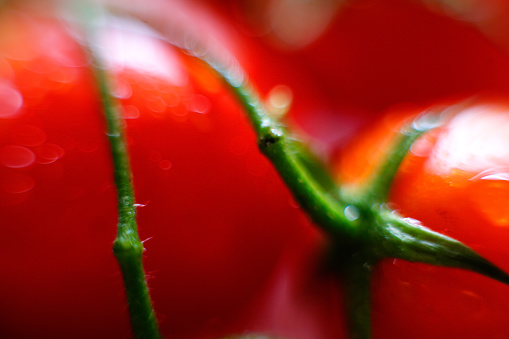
[459,290,483,314]
[288,197,300,209]
[0,82,23,118]
[470,174,509,226]
[35,143,65,164]
[411,111,442,131]
[188,94,211,114]
[171,105,188,118]
[112,78,132,99]
[105,131,121,137]
[410,135,434,157]
[226,64,244,87]
[159,159,172,170]
[48,67,78,84]
[267,84,293,118]
[344,205,360,221]
[0,145,35,168]
[121,105,140,119]
[11,125,46,146]
[146,96,166,113]
[2,173,35,193]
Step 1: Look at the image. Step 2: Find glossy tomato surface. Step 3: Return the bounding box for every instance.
[206,0,509,159]
[0,2,346,338]
[335,99,509,338]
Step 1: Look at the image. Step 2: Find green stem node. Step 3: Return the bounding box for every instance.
[73,6,163,337]
[96,65,162,339]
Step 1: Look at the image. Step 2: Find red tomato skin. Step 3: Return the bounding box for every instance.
[206,0,509,161]
[0,3,347,339]
[0,8,131,339]
[335,99,509,339]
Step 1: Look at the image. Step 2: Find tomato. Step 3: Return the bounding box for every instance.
[0,2,345,338]
[205,0,509,160]
[334,98,509,338]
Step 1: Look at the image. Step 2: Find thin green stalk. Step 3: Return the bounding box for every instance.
[215,77,359,240]
[352,112,442,203]
[342,256,373,339]
[95,61,162,339]
[94,65,161,339]
[70,4,162,337]
[257,126,357,238]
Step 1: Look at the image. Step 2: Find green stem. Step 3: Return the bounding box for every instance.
[378,209,509,285]
[349,112,442,203]
[94,65,161,339]
[71,5,162,337]
[218,79,360,241]
[342,255,373,339]
[257,126,356,238]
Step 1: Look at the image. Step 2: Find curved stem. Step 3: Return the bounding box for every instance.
[346,111,442,204]
[69,4,162,338]
[378,209,509,285]
[95,65,161,339]
[213,72,359,241]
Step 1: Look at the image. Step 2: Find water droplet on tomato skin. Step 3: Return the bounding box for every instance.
[469,173,509,227]
[34,143,65,164]
[266,84,293,118]
[288,197,300,209]
[121,104,140,120]
[0,145,35,168]
[145,95,167,113]
[459,290,484,315]
[111,78,132,99]
[159,160,172,170]
[1,172,35,194]
[47,66,79,84]
[187,94,211,114]
[0,82,23,118]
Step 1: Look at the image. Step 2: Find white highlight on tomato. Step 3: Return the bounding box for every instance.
[0,82,23,118]
[427,103,509,175]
